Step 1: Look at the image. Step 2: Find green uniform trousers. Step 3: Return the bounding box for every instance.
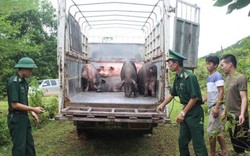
[179,105,208,156]
[7,113,36,156]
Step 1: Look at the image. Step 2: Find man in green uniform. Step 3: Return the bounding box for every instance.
[7,57,44,156]
[157,50,208,156]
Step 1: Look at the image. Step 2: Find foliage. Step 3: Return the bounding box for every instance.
[33,97,58,127]
[197,36,250,91]
[214,0,250,16]
[41,96,58,120]
[29,78,58,125]
[194,58,207,92]
[29,77,44,107]
[224,113,237,134]
[0,104,10,146]
[0,0,58,100]
[0,0,41,55]
[221,37,250,81]
[0,0,39,14]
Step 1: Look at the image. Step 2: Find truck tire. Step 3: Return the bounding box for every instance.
[76,127,84,137]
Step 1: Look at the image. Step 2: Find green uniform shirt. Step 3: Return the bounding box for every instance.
[171,69,203,105]
[7,72,29,112]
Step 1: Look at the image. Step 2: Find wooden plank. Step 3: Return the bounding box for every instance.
[62,110,164,117]
[61,107,71,112]
[61,106,166,119]
[56,114,171,124]
[71,116,166,123]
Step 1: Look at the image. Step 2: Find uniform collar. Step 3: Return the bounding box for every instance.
[176,69,186,78]
[15,72,25,82]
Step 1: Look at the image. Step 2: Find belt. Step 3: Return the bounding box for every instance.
[209,102,224,109]
[9,111,28,114]
[209,103,216,109]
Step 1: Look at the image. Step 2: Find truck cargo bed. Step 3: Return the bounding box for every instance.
[70,92,158,105]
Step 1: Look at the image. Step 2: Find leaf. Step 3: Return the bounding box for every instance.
[226,0,250,14]
[213,0,233,7]
[227,3,238,14]
[236,0,250,9]
[236,126,248,138]
[224,113,237,135]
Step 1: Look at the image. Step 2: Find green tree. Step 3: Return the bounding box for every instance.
[214,0,250,16]
[0,0,57,99]
[0,0,40,54]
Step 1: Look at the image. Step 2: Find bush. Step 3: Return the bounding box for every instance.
[29,78,43,107]
[31,97,58,127]
[0,110,10,146]
[28,78,58,125]
[42,97,58,119]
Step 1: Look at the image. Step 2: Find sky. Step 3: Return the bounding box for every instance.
[191,0,250,57]
[51,0,250,58]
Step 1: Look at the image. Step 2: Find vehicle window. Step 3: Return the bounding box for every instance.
[38,80,43,85]
[51,80,57,86]
[42,80,50,87]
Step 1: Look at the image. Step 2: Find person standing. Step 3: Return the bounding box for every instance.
[157,50,208,156]
[220,54,249,155]
[203,56,228,156]
[7,57,44,156]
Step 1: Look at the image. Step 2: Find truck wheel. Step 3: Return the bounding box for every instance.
[141,128,153,135]
[76,128,84,137]
[77,128,95,139]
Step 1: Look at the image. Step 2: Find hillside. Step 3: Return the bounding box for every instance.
[201,36,250,59]
[196,36,250,92]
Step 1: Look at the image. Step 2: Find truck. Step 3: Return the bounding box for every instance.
[56,0,200,136]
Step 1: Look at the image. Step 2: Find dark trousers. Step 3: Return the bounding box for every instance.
[179,105,208,156]
[7,113,36,156]
[228,117,250,154]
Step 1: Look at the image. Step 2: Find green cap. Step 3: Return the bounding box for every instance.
[15,57,37,68]
[166,49,187,62]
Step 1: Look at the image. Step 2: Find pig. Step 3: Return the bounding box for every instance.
[120,61,138,97]
[81,64,103,92]
[137,62,157,97]
[99,76,123,92]
[98,66,115,77]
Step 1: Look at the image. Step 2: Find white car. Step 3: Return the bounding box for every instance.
[38,79,59,96]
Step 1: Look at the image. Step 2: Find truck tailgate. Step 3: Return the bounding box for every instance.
[56,92,170,124]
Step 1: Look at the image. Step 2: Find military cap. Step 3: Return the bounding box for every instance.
[166,49,187,62]
[15,57,37,68]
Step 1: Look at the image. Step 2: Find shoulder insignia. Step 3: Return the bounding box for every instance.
[13,76,18,82]
[184,72,189,79]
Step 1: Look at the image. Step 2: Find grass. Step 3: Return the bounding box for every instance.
[1,99,249,156]
[0,120,179,156]
[0,101,8,110]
